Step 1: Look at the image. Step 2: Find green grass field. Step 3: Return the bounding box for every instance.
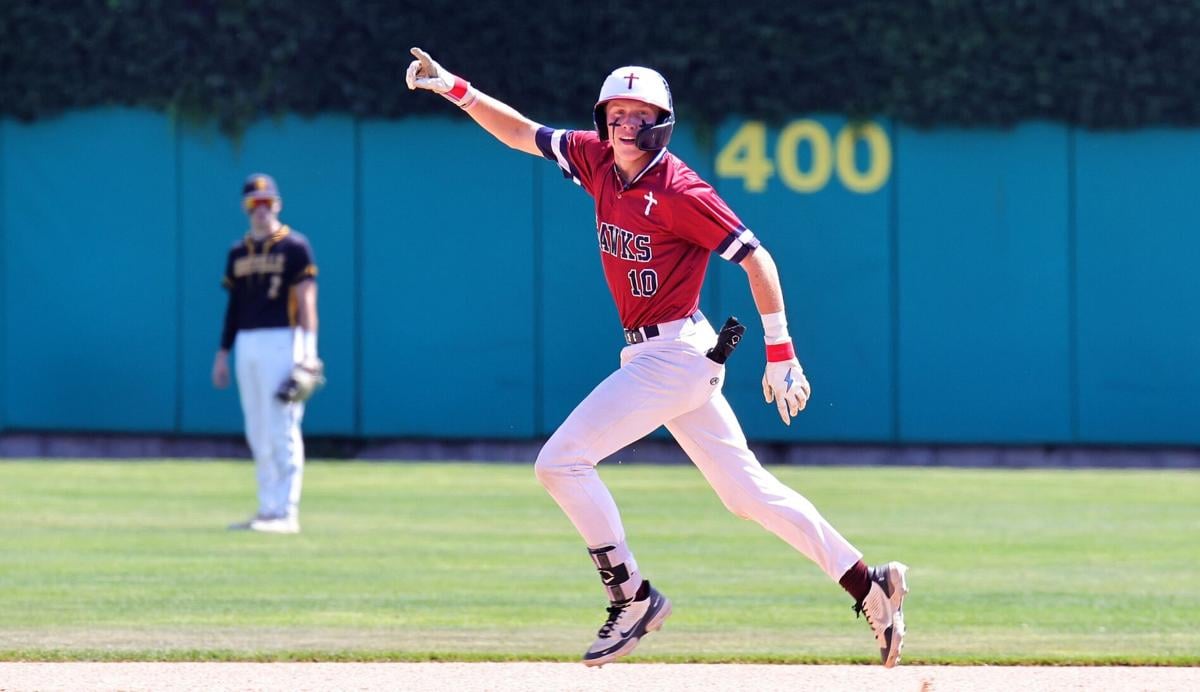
[0,459,1196,664]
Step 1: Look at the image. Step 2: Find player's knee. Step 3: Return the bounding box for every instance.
[714,489,755,521]
[533,457,556,489]
[723,502,754,521]
[533,434,586,488]
[533,448,566,488]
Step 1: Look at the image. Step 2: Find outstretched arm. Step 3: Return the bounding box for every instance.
[741,248,812,426]
[406,47,542,157]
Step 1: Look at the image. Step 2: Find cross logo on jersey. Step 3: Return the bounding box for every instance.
[643,191,658,216]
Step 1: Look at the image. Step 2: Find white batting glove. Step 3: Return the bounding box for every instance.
[406,47,477,108]
[762,342,810,426]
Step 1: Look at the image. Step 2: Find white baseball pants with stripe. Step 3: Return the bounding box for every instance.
[234,327,305,520]
[534,316,862,583]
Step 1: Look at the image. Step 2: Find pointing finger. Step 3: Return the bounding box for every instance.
[410,47,436,75]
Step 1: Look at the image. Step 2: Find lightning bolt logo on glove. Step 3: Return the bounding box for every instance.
[763,356,811,426]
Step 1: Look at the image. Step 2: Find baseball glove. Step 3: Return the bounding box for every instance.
[275,358,326,403]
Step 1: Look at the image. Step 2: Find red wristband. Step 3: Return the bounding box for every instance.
[766,341,796,362]
[444,77,471,103]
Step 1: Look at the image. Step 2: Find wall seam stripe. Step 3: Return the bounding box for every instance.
[353,119,364,437]
[532,158,544,436]
[889,121,901,443]
[0,120,6,432]
[1067,127,1079,441]
[174,117,184,432]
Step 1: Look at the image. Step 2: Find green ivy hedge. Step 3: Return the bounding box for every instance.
[3,1,1198,133]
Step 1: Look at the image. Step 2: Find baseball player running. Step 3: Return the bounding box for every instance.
[212,173,319,535]
[406,48,909,667]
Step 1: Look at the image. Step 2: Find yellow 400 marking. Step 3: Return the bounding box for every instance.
[715,119,891,194]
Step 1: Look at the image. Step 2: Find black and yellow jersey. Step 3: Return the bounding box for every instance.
[219,225,317,349]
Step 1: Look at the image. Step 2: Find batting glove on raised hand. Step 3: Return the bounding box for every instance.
[762,349,810,426]
[406,47,476,108]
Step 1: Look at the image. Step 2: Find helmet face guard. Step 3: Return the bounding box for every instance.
[631,115,675,150]
[593,66,675,151]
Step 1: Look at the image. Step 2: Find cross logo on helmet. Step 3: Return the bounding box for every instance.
[624,72,639,89]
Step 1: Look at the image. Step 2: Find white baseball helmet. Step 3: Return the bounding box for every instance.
[593,66,675,151]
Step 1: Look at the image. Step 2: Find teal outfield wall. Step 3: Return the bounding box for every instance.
[0,110,1196,444]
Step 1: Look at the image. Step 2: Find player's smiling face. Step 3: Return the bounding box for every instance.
[606,98,661,164]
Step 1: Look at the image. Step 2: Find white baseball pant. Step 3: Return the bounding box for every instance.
[534,314,862,584]
[234,327,305,519]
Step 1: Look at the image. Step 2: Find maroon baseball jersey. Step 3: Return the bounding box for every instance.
[536,127,760,330]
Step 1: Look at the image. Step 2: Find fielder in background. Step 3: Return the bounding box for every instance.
[211,173,321,535]
[406,49,910,667]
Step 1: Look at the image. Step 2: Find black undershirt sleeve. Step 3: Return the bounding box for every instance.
[220,287,238,350]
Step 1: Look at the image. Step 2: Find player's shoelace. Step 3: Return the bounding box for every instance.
[853,600,883,632]
[597,604,628,637]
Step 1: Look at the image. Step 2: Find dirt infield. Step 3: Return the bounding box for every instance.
[0,662,1197,691]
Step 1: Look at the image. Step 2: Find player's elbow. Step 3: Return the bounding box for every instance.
[499,122,542,157]
[503,137,531,154]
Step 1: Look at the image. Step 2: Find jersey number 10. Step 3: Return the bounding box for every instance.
[627,269,659,298]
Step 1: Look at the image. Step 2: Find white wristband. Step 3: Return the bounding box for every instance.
[458,88,479,110]
[761,311,791,345]
[301,329,318,360]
